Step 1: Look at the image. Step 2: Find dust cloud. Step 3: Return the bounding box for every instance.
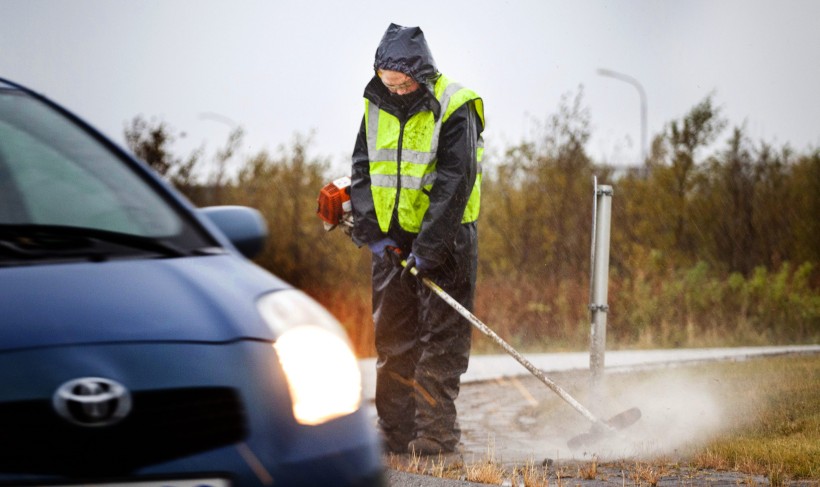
[568,365,737,460]
[459,363,753,465]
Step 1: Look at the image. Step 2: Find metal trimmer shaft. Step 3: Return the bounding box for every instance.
[402,261,620,434]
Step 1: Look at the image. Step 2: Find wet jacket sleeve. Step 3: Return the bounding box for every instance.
[350,115,383,247]
[412,101,483,266]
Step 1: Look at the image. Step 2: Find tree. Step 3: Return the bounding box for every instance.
[220,133,367,289]
[621,96,726,265]
[664,96,727,256]
[693,127,760,274]
[123,116,202,195]
[787,150,820,265]
[481,87,600,281]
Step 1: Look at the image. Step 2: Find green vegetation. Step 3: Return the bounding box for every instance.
[688,354,820,482]
[124,89,820,357]
[470,260,820,355]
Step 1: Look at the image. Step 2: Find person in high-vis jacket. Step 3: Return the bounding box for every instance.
[350,23,484,456]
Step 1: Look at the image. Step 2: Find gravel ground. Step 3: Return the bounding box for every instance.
[386,465,788,486]
[383,354,820,487]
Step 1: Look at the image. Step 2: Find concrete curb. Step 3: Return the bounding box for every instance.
[358,344,820,401]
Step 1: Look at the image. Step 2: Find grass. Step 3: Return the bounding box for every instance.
[686,354,820,481]
[385,353,820,485]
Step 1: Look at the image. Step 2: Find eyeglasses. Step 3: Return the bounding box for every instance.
[378,71,418,94]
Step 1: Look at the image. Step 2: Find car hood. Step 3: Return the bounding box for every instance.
[0,255,287,352]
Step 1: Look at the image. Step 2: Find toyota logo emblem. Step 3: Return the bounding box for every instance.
[53,377,132,427]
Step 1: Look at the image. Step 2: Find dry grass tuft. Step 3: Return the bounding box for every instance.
[630,461,665,487]
[464,459,505,485]
[385,450,465,479]
[464,441,505,485]
[766,463,790,487]
[384,452,422,474]
[516,459,550,487]
[577,455,598,480]
[691,447,731,471]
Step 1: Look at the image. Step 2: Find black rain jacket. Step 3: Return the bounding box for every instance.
[350,24,484,267]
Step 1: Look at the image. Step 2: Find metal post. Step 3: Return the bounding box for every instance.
[589,180,613,407]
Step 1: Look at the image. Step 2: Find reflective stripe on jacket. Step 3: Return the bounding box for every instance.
[365,74,485,234]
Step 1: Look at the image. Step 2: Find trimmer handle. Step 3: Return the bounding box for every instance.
[384,246,422,277]
[384,245,407,269]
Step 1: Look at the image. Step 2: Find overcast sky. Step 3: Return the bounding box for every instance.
[3,0,818,175]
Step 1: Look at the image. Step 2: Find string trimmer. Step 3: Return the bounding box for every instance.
[393,253,639,448]
[316,177,641,448]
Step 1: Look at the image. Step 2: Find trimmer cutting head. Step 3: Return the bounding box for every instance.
[567,407,642,449]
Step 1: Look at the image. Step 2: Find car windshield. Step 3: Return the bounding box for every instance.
[0,84,216,262]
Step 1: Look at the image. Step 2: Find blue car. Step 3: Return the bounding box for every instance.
[0,78,384,486]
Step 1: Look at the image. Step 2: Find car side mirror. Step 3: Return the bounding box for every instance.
[200,206,268,259]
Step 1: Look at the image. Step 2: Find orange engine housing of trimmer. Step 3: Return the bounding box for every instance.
[316,176,353,231]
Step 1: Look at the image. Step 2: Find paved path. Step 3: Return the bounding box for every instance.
[359,345,820,402]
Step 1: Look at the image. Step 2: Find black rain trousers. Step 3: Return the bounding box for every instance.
[371,221,477,451]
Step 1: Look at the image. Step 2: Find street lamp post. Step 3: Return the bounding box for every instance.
[597,68,647,165]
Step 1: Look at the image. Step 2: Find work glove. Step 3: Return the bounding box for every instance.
[401,253,432,292]
[384,245,404,269]
[368,237,397,259]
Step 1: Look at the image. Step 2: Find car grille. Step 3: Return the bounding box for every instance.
[0,387,248,476]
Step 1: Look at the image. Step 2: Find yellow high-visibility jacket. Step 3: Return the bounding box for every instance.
[363,74,484,235]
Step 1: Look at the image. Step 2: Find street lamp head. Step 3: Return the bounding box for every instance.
[596,68,648,166]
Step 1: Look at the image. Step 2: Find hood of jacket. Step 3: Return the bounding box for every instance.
[367,24,441,119]
[374,23,438,83]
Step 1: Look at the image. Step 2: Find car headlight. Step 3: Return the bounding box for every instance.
[258,290,362,425]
